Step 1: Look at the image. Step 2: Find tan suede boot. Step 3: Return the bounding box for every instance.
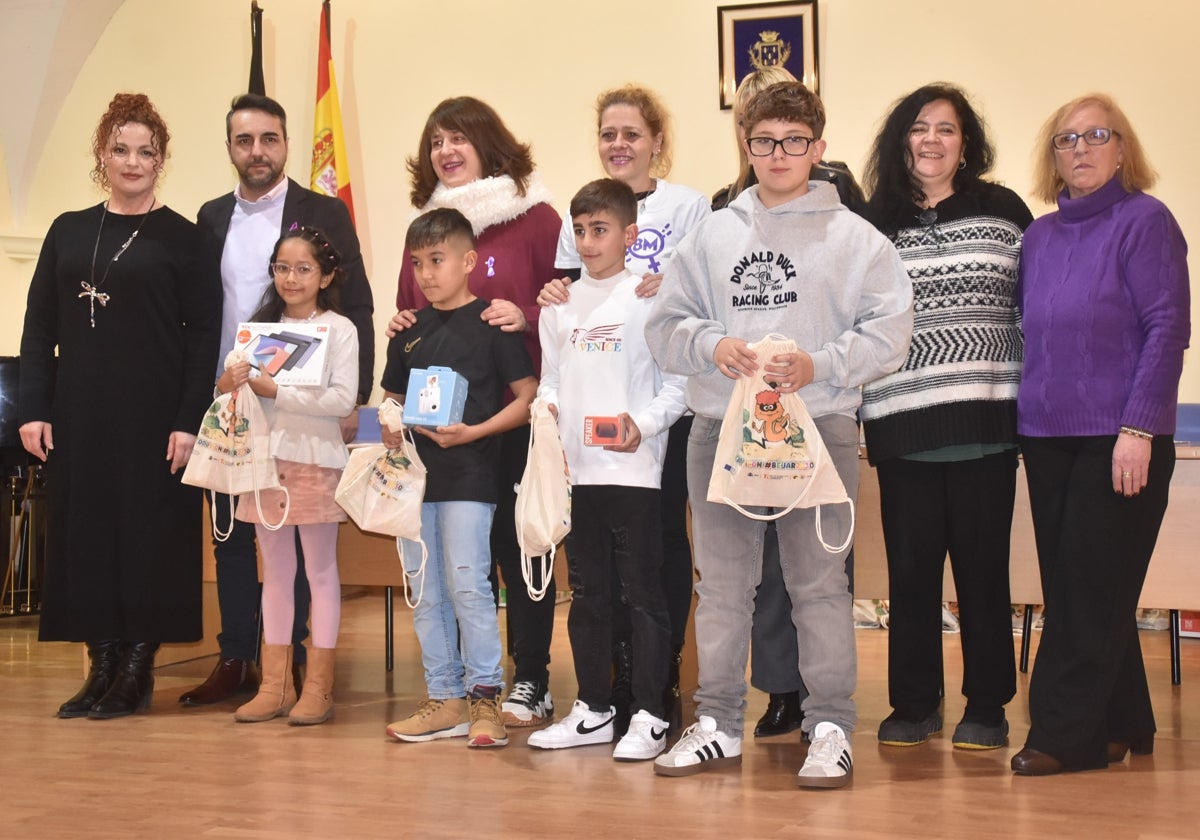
[288,647,334,726]
[234,644,296,723]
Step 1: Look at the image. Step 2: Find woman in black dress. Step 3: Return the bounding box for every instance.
[18,93,221,719]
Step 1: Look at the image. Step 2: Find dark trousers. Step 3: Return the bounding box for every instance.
[750,526,854,695]
[493,425,555,685]
[660,415,696,648]
[612,416,695,650]
[566,485,671,718]
[1020,434,1174,769]
[877,450,1018,719]
[210,494,310,663]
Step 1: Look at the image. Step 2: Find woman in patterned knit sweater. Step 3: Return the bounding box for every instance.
[860,83,1032,751]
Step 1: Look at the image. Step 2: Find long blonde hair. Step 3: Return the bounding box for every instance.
[727,67,797,200]
[1032,93,1156,204]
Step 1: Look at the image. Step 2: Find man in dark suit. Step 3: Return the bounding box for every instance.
[179,93,374,705]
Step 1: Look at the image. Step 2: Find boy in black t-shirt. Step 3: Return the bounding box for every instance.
[381,208,538,749]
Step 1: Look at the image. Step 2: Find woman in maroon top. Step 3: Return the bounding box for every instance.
[389,96,561,728]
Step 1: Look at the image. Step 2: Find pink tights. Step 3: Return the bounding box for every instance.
[255,523,341,649]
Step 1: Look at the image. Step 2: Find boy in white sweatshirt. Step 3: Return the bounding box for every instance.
[528,179,687,762]
[646,82,913,787]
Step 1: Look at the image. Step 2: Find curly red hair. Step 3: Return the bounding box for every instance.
[90,92,170,190]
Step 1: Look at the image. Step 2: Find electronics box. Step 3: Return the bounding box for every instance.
[1180,611,1200,639]
[402,366,468,428]
[234,322,331,387]
[583,416,623,446]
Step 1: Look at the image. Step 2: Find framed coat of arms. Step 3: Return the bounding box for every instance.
[717,1,819,109]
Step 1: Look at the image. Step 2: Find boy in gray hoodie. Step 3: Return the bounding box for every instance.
[646,81,912,788]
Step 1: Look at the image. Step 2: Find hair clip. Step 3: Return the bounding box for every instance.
[288,222,300,232]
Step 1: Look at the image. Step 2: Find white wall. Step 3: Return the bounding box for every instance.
[2,0,1197,401]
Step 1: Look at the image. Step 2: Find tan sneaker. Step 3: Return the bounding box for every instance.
[467,694,509,748]
[386,698,469,742]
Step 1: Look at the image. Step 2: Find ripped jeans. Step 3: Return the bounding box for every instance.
[565,485,671,717]
[401,501,502,697]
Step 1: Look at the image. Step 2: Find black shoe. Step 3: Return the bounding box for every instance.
[754,691,802,738]
[58,640,123,719]
[878,709,943,746]
[89,642,159,719]
[611,640,633,737]
[178,658,260,706]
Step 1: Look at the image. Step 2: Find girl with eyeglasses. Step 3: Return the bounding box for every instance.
[224,225,358,727]
[1011,94,1190,776]
[860,83,1032,752]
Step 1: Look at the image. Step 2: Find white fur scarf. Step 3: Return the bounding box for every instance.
[416,174,555,236]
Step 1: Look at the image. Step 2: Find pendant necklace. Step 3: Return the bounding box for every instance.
[79,196,154,328]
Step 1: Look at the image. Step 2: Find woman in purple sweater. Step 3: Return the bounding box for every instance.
[1011,94,1190,776]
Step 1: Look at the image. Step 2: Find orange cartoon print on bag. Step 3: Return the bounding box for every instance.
[749,389,794,448]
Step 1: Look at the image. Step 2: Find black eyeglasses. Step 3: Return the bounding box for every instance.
[747,136,814,157]
[1051,128,1118,151]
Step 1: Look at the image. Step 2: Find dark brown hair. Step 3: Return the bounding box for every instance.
[569,179,637,228]
[406,97,535,208]
[226,92,288,140]
[405,207,477,252]
[90,93,170,190]
[740,81,826,139]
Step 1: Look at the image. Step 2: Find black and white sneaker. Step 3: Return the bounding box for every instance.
[501,680,553,727]
[613,710,669,761]
[527,699,613,749]
[653,715,742,777]
[797,721,853,788]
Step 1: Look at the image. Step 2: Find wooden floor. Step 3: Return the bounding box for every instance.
[2,592,1199,839]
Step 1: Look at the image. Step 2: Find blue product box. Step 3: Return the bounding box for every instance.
[402,366,469,428]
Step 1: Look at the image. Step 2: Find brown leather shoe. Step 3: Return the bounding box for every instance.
[1011,747,1065,776]
[179,658,261,706]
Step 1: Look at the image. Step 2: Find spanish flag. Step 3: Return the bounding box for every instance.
[311,0,355,223]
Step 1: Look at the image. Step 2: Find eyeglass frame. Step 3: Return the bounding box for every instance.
[1051,128,1119,151]
[269,262,320,278]
[746,135,816,157]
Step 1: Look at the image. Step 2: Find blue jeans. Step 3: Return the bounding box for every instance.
[401,501,502,698]
[687,413,859,739]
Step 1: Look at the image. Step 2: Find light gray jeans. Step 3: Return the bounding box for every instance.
[687,412,859,738]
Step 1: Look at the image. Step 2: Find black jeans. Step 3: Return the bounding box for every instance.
[210,494,310,663]
[492,425,555,686]
[877,450,1018,719]
[566,485,671,718]
[1020,434,1173,769]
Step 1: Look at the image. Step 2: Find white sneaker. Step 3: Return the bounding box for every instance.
[613,710,669,761]
[797,721,853,788]
[501,680,553,727]
[527,699,614,750]
[653,715,742,777]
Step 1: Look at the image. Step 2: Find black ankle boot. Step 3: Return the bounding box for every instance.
[611,640,633,737]
[754,691,802,737]
[58,640,124,719]
[89,642,159,719]
[662,646,683,730]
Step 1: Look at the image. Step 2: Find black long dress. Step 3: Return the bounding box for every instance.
[18,203,221,642]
